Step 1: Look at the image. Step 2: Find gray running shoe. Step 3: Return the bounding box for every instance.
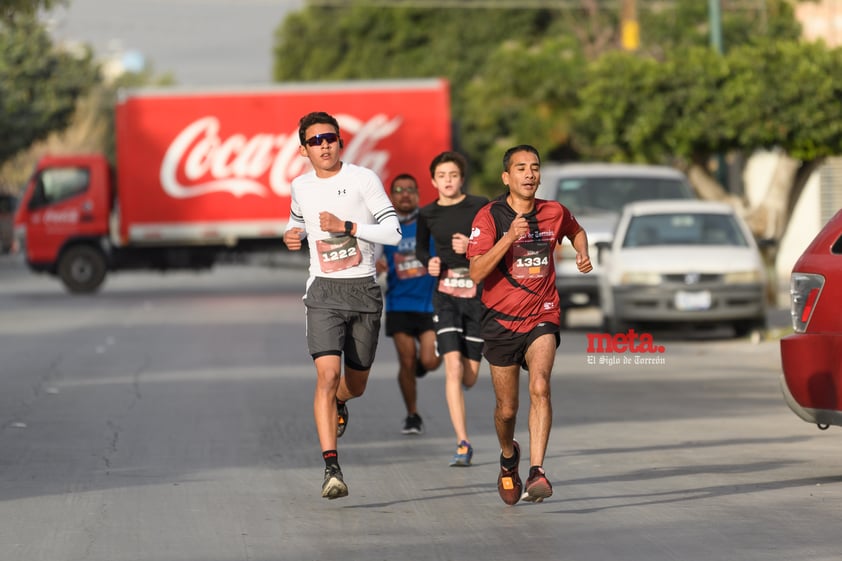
[321,465,348,500]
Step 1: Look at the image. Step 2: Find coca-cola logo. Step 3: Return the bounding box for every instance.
[160,114,402,199]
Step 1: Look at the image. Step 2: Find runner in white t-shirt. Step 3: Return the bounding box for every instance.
[283,111,401,500]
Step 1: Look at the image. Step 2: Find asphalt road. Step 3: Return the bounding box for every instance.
[0,256,839,561]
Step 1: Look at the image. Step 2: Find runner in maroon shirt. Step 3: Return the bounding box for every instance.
[467,144,592,505]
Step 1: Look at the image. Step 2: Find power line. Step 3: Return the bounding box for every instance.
[305,0,769,10]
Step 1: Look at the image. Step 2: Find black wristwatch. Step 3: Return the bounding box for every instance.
[344,221,354,236]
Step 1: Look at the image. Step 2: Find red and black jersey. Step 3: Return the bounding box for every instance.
[467,193,582,339]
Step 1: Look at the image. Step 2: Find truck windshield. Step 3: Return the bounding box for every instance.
[29,167,90,209]
[557,177,693,214]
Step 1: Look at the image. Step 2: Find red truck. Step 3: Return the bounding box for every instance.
[14,79,452,293]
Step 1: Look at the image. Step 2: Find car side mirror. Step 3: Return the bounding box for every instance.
[595,240,612,265]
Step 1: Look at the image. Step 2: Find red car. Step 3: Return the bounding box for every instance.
[780,209,842,429]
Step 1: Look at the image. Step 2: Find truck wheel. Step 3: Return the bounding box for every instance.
[58,245,107,293]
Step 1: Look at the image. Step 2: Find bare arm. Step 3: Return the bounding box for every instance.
[570,228,593,273]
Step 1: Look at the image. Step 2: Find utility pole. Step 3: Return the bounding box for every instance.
[708,0,723,54]
[708,0,730,191]
[621,0,640,51]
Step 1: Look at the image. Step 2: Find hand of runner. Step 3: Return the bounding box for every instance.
[284,228,304,250]
[451,233,469,254]
[508,214,529,242]
[427,256,441,277]
[576,252,593,273]
[318,211,342,233]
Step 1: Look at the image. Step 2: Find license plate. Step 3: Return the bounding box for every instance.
[675,290,712,311]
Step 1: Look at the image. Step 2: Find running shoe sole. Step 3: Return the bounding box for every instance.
[321,474,349,500]
[497,441,522,505]
[401,425,423,435]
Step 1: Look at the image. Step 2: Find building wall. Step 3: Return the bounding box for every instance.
[797,0,842,46]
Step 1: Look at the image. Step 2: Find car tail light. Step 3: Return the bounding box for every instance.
[790,272,824,333]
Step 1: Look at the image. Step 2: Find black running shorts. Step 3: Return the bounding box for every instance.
[482,322,560,369]
[385,311,435,337]
[432,291,484,362]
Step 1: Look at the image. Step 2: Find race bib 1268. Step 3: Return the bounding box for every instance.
[438,267,476,298]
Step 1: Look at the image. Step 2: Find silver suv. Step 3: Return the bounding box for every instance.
[536,163,696,325]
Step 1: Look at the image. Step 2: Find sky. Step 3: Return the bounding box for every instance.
[43,0,305,86]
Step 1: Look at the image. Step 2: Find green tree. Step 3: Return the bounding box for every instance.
[0,10,98,166]
[460,36,586,189]
[274,0,807,192]
[572,39,842,246]
[637,0,801,57]
[0,0,65,21]
[274,2,570,188]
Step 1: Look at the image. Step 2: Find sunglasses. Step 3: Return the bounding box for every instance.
[393,186,418,194]
[305,132,340,147]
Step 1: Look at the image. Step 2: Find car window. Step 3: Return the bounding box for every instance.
[623,213,748,248]
[556,177,693,214]
[832,233,842,254]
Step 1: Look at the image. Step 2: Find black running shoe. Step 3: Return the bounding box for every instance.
[497,440,522,505]
[336,400,348,438]
[401,413,424,435]
[321,465,348,500]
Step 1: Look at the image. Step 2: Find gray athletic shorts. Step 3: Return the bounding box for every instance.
[304,276,383,370]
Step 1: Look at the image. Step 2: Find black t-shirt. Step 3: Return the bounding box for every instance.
[416,194,489,273]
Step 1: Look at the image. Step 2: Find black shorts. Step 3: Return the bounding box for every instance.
[482,322,560,369]
[385,311,435,337]
[433,291,484,362]
[304,276,382,370]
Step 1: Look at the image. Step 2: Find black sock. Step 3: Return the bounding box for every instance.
[500,447,519,470]
[323,450,339,468]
